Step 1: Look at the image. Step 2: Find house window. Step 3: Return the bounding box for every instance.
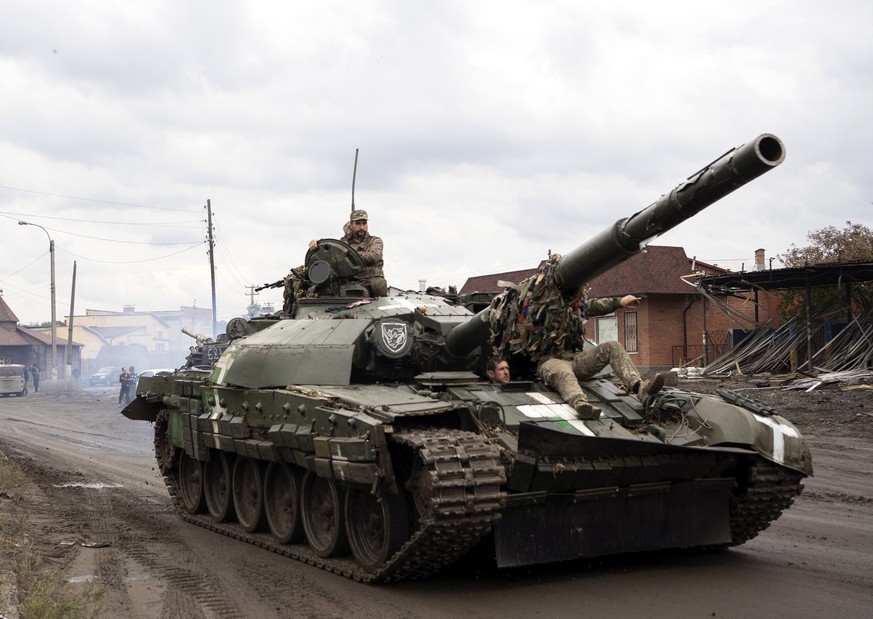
[624,311,638,353]
[596,316,617,343]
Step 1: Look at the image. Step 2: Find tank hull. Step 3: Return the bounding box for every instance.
[129,368,808,582]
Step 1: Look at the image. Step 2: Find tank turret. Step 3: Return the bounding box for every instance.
[123,134,809,584]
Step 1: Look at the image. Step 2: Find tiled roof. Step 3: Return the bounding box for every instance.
[0,326,79,347]
[0,296,20,324]
[0,329,32,345]
[459,267,540,294]
[17,326,85,347]
[14,328,54,345]
[588,246,698,296]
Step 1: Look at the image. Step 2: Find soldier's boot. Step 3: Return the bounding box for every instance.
[571,396,601,420]
[636,373,666,404]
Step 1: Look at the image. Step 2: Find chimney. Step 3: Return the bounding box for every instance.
[754,248,765,271]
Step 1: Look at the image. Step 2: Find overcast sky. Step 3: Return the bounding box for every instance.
[1,1,870,328]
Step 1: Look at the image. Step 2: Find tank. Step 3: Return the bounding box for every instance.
[123,133,811,583]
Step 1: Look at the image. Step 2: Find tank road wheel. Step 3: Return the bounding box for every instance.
[301,471,348,557]
[405,456,436,523]
[154,411,178,476]
[178,452,205,514]
[203,451,236,522]
[263,462,304,544]
[345,488,410,572]
[232,457,266,532]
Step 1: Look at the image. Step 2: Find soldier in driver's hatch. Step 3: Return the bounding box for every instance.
[309,209,387,297]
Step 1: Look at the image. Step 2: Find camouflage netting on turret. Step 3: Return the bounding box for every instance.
[488,254,588,363]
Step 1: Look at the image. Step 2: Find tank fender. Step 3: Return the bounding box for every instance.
[679,394,813,476]
[120,395,163,422]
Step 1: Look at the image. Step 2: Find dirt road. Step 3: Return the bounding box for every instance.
[1,379,871,618]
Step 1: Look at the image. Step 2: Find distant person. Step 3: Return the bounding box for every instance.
[309,209,387,296]
[118,367,130,405]
[22,364,30,395]
[30,363,40,392]
[486,358,511,384]
[125,366,137,405]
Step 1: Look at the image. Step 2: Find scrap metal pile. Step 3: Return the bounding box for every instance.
[703,309,873,379]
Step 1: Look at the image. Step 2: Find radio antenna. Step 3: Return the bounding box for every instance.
[350,148,359,213]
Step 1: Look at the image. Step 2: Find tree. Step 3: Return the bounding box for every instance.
[777,221,873,319]
[779,221,873,266]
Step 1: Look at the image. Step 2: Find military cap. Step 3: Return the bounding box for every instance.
[350,209,368,222]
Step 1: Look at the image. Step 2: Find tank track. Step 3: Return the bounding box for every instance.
[157,425,506,583]
[728,456,805,546]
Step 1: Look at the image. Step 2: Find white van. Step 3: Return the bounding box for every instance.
[0,364,27,397]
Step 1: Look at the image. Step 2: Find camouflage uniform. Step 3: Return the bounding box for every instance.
[536,295,642,409]
[488,255,648,413]
[342,210,387,296]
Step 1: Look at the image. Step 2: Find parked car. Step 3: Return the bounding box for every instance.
[136,368,177,378]
[89,366,120,387]
[0,364,27,397]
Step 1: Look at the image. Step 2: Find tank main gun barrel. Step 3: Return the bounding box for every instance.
[182,327,211,344]
[444,133,785,358]
[553,133,785,292]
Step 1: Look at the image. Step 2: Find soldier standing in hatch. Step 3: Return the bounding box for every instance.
[309,209,387,297]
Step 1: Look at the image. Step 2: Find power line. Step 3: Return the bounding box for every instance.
[0,209,203,227]
[0,214,200,245]
[213,224,252,289]
[0,253,46,281]
[0,183,199,212]
[57,242,206,264]
[47,227,201,245]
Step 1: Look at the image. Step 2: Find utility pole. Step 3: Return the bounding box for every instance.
[19,221,56,381]
[206,199,217,338]
[245,284,259,317]
[66,261,77,378]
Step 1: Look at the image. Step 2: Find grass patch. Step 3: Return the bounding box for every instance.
[12,536,103,619]
[0,453,22,499]
[1,455,104,618]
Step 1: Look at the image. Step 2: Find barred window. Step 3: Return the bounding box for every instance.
[624,311,638,353]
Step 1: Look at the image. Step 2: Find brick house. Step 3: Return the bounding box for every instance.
[459,246,781,372]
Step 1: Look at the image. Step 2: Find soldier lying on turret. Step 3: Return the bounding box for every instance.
[489,254,667,419]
